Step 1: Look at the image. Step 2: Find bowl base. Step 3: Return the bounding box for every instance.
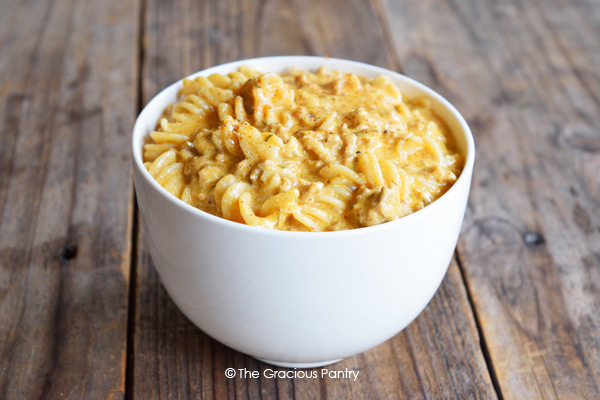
[256,357,343,369]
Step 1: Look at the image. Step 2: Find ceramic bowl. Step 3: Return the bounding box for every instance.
[131,56,475,368]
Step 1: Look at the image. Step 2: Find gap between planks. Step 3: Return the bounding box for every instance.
[455,251,504,400]
[125,199,140,400]
[125,0,147,397]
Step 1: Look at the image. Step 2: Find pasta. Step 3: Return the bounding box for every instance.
[143,66,463,231]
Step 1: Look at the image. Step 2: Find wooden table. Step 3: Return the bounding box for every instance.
[1,0,599,398]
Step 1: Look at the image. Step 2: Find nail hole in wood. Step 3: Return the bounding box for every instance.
[522,232,545,247]
[61,244,79,260]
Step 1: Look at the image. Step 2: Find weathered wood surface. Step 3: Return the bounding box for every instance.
[2,0,599,398]
[380,0,600,398]
[132,0,495,399]
[0,0,139,398]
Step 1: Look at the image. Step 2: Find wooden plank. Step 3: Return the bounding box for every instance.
[133,0,495,398]
[380,0,600,398]
[0,0,139,398]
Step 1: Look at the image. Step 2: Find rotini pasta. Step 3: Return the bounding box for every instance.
[143,66,463,231]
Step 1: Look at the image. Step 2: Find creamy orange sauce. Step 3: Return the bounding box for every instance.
[143,66,463,231]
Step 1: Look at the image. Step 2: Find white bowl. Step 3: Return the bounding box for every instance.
[132,56,475,368]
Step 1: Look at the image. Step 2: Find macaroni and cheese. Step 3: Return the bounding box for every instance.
[143,66,463,231]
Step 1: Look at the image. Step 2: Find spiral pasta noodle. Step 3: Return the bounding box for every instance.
[143,66,463,231]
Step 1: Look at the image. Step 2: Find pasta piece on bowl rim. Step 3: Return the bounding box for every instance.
[132,56,475,368]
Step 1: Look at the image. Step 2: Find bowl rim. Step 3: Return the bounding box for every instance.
[132,55,475,238]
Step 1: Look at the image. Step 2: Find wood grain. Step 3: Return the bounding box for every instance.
[380,0,600,398]
[0,0,139,398]
[132,0,495,398]
[5,0,596,398]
